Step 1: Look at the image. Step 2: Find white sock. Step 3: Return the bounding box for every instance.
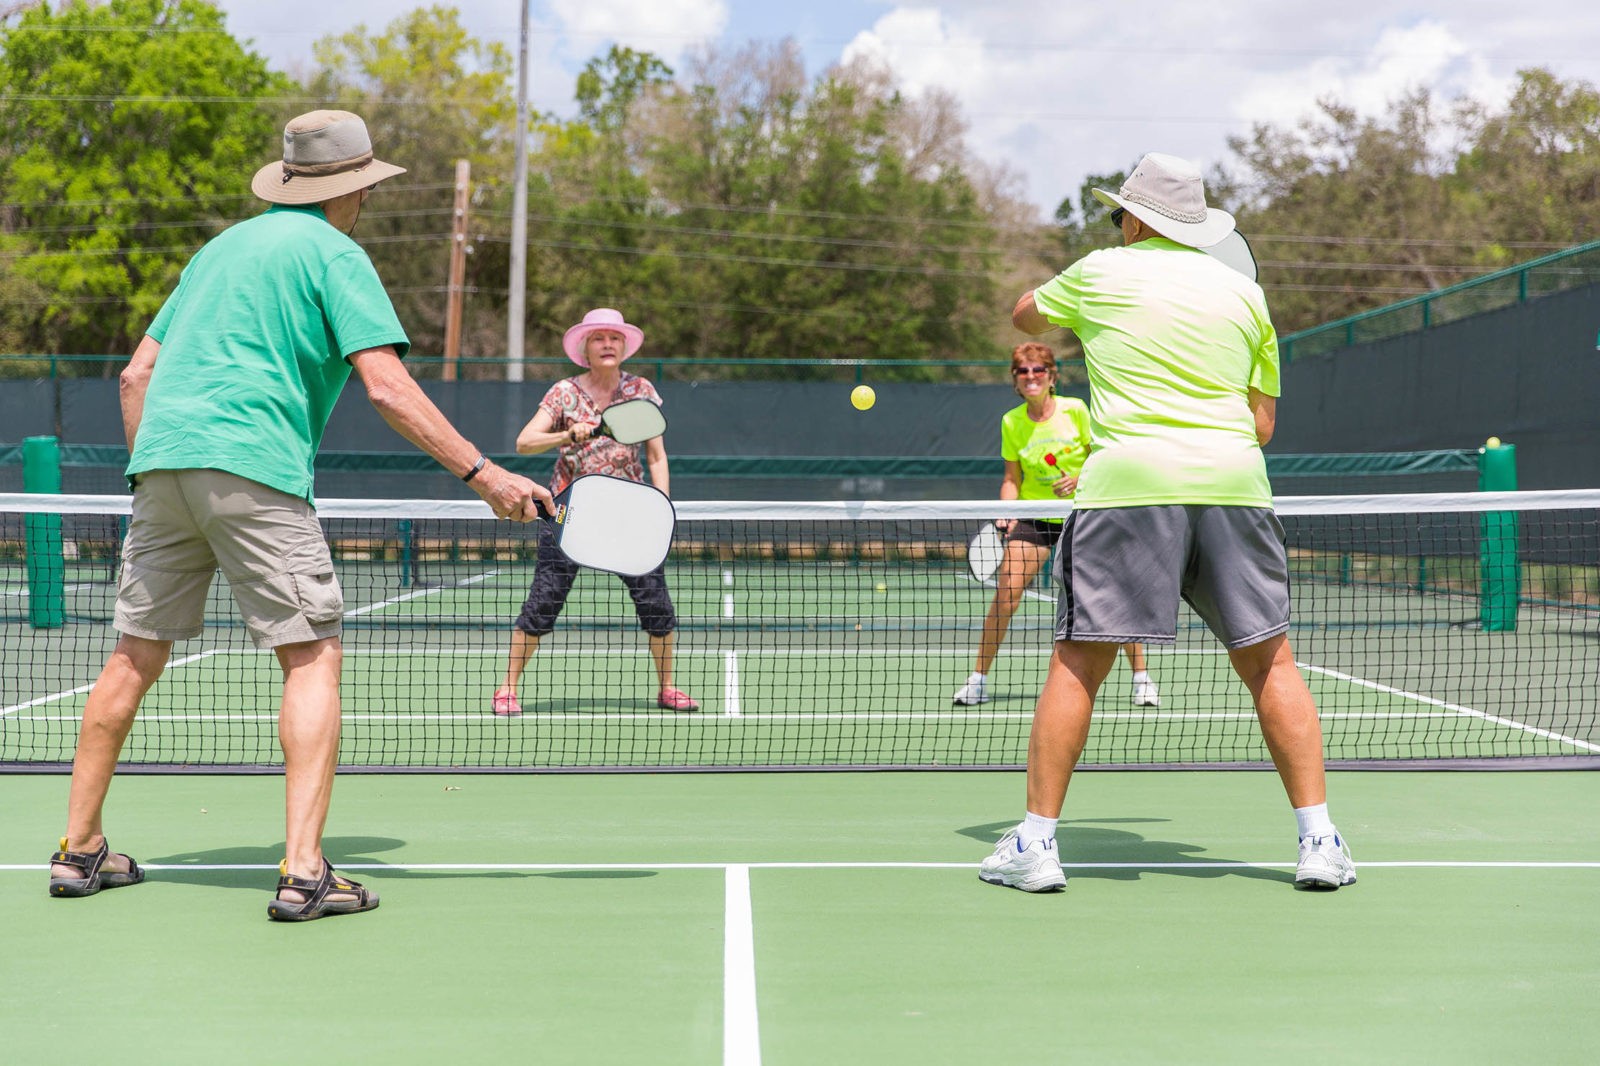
[1132,671,1151,684]
[1017,811,1057,848]
[1295,803,1336,840]
[969,671,987,682]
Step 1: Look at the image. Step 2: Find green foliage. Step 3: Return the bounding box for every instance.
[516,43,1010,378]
[0,0,288,366]
[1224,68,1600,333]
[3,5,1597,382]
[303,5,518,362]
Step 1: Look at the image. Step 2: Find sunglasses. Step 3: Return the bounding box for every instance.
[1108,207,1126,228]
[1012,366,1051,377]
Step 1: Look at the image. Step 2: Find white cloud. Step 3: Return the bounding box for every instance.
[209,0,1600,212]
[1235,21,1515,131]
[841,8,987,99]
[827,2,1593,215]
[547,0,730,63]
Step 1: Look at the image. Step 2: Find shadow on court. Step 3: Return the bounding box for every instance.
[958,819,1292,884]
[144,836,657,889]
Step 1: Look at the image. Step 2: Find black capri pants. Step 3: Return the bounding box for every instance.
[514,523,678,637]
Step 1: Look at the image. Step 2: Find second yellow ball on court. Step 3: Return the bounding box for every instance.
[850,385,876,411]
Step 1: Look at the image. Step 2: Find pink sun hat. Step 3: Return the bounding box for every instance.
[562,308,645,367]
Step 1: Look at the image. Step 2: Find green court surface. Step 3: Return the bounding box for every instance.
[3,770,1597,1064]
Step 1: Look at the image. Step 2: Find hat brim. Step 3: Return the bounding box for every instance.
[1092,188,1235,249]
[251,158,406,205]
[563,323,645,367]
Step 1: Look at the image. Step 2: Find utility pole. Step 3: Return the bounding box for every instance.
[506,0,530,383]
[443,159,471,382]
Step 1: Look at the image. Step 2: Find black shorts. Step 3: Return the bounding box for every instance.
[515,524,678,637]
[1005,517,1064,549]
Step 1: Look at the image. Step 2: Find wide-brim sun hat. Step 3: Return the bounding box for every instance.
[1092,152,1235,249]
[563,308,645,367]
[250,110,406,205]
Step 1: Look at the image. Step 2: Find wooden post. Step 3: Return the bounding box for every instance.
[443,159,471,381]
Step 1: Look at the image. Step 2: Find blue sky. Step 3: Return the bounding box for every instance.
[219,1,1600,218]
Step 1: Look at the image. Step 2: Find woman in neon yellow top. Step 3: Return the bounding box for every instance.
[953,343,1158,707]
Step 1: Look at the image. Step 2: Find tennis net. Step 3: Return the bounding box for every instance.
[2,490,1597,771]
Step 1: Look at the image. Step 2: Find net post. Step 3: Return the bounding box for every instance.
[22,435,65,628]
[1477,441,1519,632]
[398,518,415,588]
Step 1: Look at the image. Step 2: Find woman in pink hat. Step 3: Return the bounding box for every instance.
[492,308,699,714]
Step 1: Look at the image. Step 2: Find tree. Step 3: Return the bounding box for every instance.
[1222,69,1600,334]
[304,5,518,371]
[0,0,289,365]
[516,42,1022,376]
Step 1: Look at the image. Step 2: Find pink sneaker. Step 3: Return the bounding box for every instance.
[657,687,700,712]
[492,692,522,717]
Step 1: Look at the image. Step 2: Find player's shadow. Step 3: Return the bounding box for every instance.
[144,835,656,890]
[959,819,1291,885]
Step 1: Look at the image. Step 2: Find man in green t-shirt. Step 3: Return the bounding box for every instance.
[48,111,550,921]
[980,152,1355,895]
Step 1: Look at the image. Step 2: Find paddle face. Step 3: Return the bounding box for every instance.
[967,523,1005,583]
[1204,230,1258,281]
[540,474,675,576]
[597,398,667,445]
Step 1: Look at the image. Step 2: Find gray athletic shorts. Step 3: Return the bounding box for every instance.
[1052,505,1290,649]
[115,469,343,649]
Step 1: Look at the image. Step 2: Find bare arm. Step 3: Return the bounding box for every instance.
[1248,388,1276,446]
[120,335,161,451]
[995,460,1023,532]
[644,436,669,497]
[515,408,564,454]
[1012,291,1052,335]
[348,346,549,519]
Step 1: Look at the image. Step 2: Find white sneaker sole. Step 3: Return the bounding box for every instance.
[1294,866,1357,890]
[978,866,1066,893]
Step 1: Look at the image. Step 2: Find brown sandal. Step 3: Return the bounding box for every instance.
[267,858,379,922]
[48,837,145,898]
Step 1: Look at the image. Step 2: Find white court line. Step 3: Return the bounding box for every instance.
[2,860,1597,873]
[976,574,1053,604]
[343,568,500,617]
[0,709,1541,724]
[0,582,98,599]
[722,570,742,717]
[0,649,221,718]
[724,652,742,718]
[1301,663,1600,754]
[724,865,761,1066]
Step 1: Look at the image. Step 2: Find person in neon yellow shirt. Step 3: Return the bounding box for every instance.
[980,153,1353,895]
[952,342,1157,708]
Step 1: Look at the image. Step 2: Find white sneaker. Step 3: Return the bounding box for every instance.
[1132,678,1160,707]
[952,673,990,706]
[979,829,1066,892]
[1295,834,1357,889]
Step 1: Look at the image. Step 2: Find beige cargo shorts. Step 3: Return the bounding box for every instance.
[115,469,342,649]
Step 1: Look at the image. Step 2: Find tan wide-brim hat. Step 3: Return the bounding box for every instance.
[563,308,645,367]
[1092,152,1235,249]
[250,110,406,205]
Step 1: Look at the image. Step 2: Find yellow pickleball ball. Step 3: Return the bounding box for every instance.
[850,385,876,411]
[1485,436,1501,449]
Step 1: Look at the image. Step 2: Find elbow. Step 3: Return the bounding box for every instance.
[364,381,403,417]
[118,364,151,397]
